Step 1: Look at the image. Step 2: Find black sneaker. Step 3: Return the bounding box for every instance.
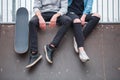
[44,45,54,63]
[26,53,42,68]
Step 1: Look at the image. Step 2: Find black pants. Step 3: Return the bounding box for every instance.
[29,12,72,52]
[67,12,100,47]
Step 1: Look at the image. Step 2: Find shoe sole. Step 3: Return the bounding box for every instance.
[25,55,42,68]
[73,37,79,53]
[80,55,90,63]
[44,45,53,64]
[80,58,90,63]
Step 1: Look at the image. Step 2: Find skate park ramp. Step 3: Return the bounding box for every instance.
[0,24,120,80]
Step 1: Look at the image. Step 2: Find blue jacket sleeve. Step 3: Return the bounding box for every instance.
[83,0,93,14]
[68,0,72,6]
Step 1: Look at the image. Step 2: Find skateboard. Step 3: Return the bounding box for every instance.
[14,7,29,54]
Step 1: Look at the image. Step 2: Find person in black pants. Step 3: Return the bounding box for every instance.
[67,0,100,62]
[26,0,71,68]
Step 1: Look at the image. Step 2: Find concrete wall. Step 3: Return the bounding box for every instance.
[0,0,120,23]
[0,24,120,80]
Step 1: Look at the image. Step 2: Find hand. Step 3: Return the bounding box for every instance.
[38,16,46,30]
[80,14,86,26]
[49,14,57,28]
[35,11,46,30]
[49,13,61,28]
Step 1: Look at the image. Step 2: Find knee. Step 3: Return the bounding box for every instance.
[29,19,37,26]
[29,16,39,26]
[66,17,72,23]
[61,16,72,25]
[92,13,101,18]
[73,18,81,23]
[91,13,101,22]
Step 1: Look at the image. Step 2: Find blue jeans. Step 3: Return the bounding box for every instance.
[29,12,72,52]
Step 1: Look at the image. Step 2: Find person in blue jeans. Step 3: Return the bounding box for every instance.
[67,0,100,62]
[26,0,71,68]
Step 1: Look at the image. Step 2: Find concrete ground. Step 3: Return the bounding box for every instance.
[0,24,120,80]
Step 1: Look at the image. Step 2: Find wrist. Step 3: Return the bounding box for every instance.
[82,14,86,18]
[54,13,61,17]
[38,15,43,20]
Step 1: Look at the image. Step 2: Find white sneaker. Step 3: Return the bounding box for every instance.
[73,37,79,53]
[79,50,90,62]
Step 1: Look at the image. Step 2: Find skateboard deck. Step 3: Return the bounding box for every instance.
[14,7,29,54]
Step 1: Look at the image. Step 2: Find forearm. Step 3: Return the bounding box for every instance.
[82,14,86,18]
[35,10,43,20]
[54,13,61,18]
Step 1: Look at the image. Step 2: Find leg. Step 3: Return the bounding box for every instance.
[67,12,84,49]
[73,18,90,62]
[44,15,72,63]
[67,12,90,62]
[83,13,100,38]
[50,15,72,47]
[27,12,56,67]
[73,13,100,62]
[29,15,39,53]
[26,15,42,68]
[29,12,55,53]
[73,19,84,48]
